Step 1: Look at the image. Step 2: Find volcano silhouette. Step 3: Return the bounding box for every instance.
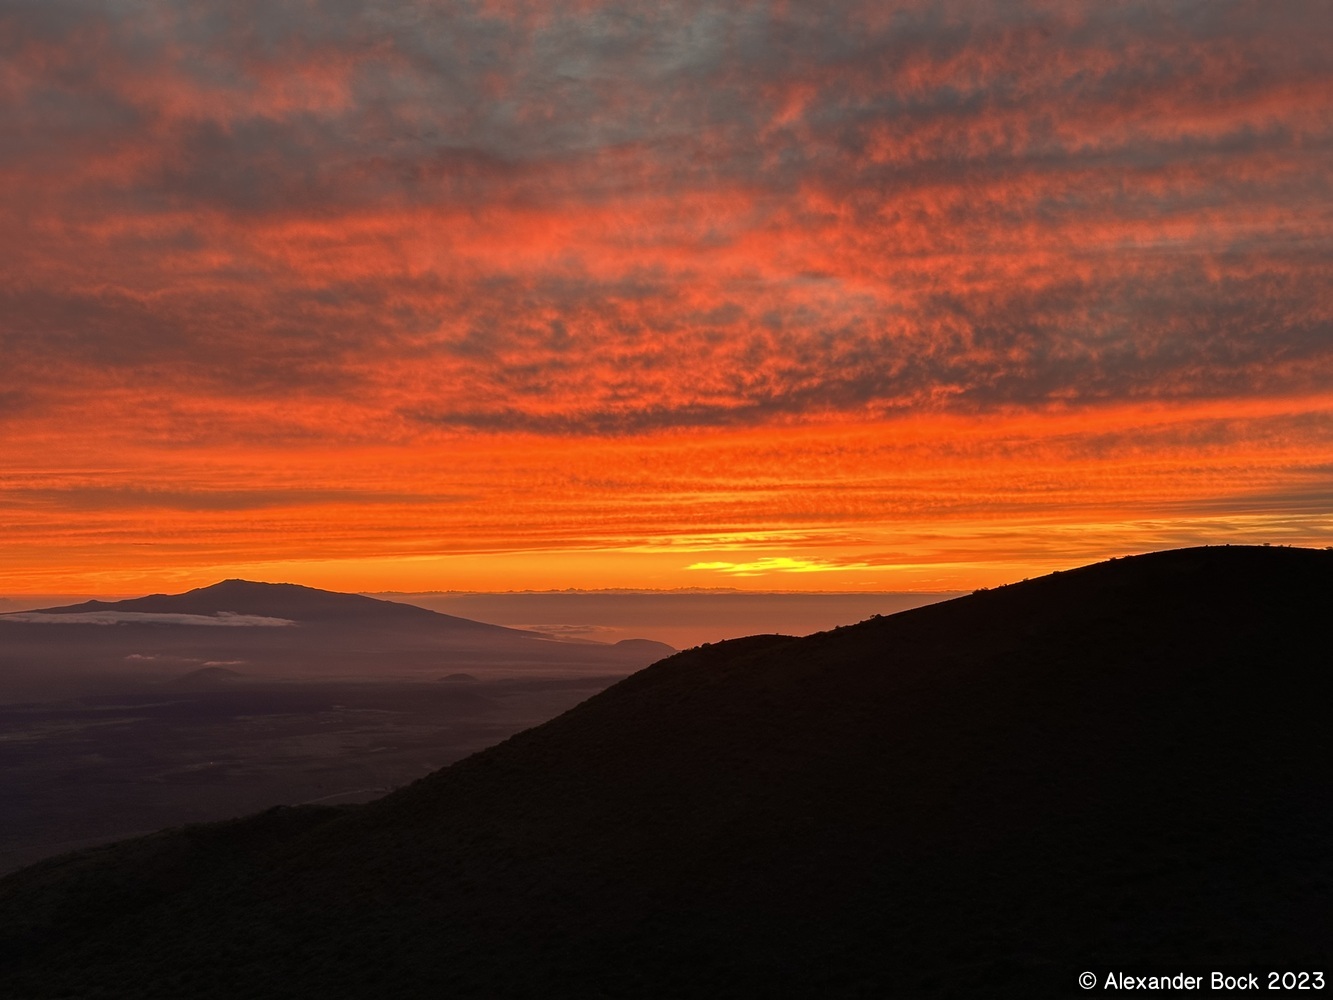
[1,580,676,689]
[1,546,1329,998]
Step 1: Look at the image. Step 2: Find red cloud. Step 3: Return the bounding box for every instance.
[0,0,1329,588]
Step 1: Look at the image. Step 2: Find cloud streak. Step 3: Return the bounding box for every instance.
[688,556,877,577]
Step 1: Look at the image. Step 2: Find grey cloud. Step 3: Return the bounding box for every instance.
[407,251,1333,434]
[7,1,1321,219]
[1,0,1328,438]
[0,390,42,419]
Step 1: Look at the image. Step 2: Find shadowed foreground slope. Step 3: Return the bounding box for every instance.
[2,547,1330,997]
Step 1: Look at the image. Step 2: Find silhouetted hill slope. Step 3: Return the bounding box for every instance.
[1,546,1329,998]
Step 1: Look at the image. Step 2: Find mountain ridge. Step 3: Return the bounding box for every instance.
[2,545,1329,997]
[0,580,678,703]
[28,579,523,633]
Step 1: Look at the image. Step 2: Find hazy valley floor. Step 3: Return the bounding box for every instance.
[0,675,624,875]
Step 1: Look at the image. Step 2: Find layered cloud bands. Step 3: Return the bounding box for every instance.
[1,0,1330,588]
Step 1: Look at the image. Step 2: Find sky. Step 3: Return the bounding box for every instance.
[2,0,1331,595]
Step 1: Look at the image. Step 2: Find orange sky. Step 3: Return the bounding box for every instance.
[2,1,1331,595]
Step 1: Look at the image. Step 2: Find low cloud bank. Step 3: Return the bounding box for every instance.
[0,611,296,627]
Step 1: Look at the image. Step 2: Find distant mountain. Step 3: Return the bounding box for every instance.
[0,581,675,698]
[29,579,521,632]
[1,546,1329,998]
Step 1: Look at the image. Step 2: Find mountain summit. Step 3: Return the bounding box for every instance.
[2,546,1329,997]
[34,579,513,630]
[1,581,676,695]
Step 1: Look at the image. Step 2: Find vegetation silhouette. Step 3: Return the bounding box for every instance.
[1,546,1329,997]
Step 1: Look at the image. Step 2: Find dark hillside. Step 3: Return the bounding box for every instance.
[1,546,1329,998]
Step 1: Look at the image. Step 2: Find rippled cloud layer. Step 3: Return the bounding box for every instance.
[2,0,1330,588]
